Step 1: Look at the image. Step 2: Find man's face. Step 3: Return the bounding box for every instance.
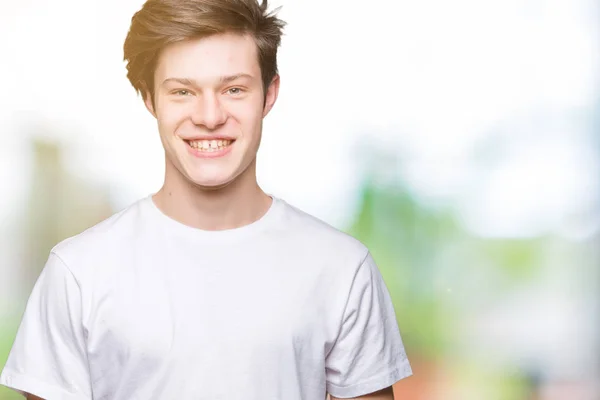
[146,33,279,189]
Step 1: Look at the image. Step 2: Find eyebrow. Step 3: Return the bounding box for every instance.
[162,74,254,87]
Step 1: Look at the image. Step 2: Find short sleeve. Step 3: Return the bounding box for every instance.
[325,252,412,398]
[0,252,92,400]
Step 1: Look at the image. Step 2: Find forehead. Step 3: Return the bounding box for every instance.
[155,33,260,83]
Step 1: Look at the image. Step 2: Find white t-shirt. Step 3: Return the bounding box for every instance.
[1,195,412,399]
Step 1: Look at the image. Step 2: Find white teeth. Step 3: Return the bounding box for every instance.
[189,139,232,151]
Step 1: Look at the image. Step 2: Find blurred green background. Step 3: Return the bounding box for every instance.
[1,0,599,399]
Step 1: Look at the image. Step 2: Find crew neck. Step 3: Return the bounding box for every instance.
[142,193,284,243]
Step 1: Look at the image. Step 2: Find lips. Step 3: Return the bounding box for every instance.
[184,137,235,158]
[186,138,234,151]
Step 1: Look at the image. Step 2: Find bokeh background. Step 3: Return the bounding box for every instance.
[1,0,599,399]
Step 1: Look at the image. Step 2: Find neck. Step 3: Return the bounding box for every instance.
[152,159,272,231]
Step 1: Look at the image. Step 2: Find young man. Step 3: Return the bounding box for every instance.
[0,0,412,399]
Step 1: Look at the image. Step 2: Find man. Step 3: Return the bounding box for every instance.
[0,0,412,399]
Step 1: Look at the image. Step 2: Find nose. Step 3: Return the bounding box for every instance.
[191,93,227,130]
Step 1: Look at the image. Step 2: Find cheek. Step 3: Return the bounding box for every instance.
[230,102,264,130]
[157,104,188,132]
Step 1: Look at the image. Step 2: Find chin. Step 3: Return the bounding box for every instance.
[188,175,235,190]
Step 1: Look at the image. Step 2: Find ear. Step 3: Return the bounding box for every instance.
[142,86,157,118]
[262,75,280,118]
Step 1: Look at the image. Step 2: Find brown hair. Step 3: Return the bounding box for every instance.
[123,0,286,104]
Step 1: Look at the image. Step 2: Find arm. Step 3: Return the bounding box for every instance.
[325,252,411,399]
[330,386,395,399]
[0,252,92,399]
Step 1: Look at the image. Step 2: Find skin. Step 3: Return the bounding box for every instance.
[145,32,279,231]
[330,386,395,400]
[25,387,395,399]
[24,32,395,400]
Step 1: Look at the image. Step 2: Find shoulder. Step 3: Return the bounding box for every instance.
[50,196,150,277]
[276,198,370,266]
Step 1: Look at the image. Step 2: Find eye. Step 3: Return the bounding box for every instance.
[174,89,192,96]
[227,87,244,95]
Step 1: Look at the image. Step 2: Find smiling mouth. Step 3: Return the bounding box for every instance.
[185,139,235,152]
